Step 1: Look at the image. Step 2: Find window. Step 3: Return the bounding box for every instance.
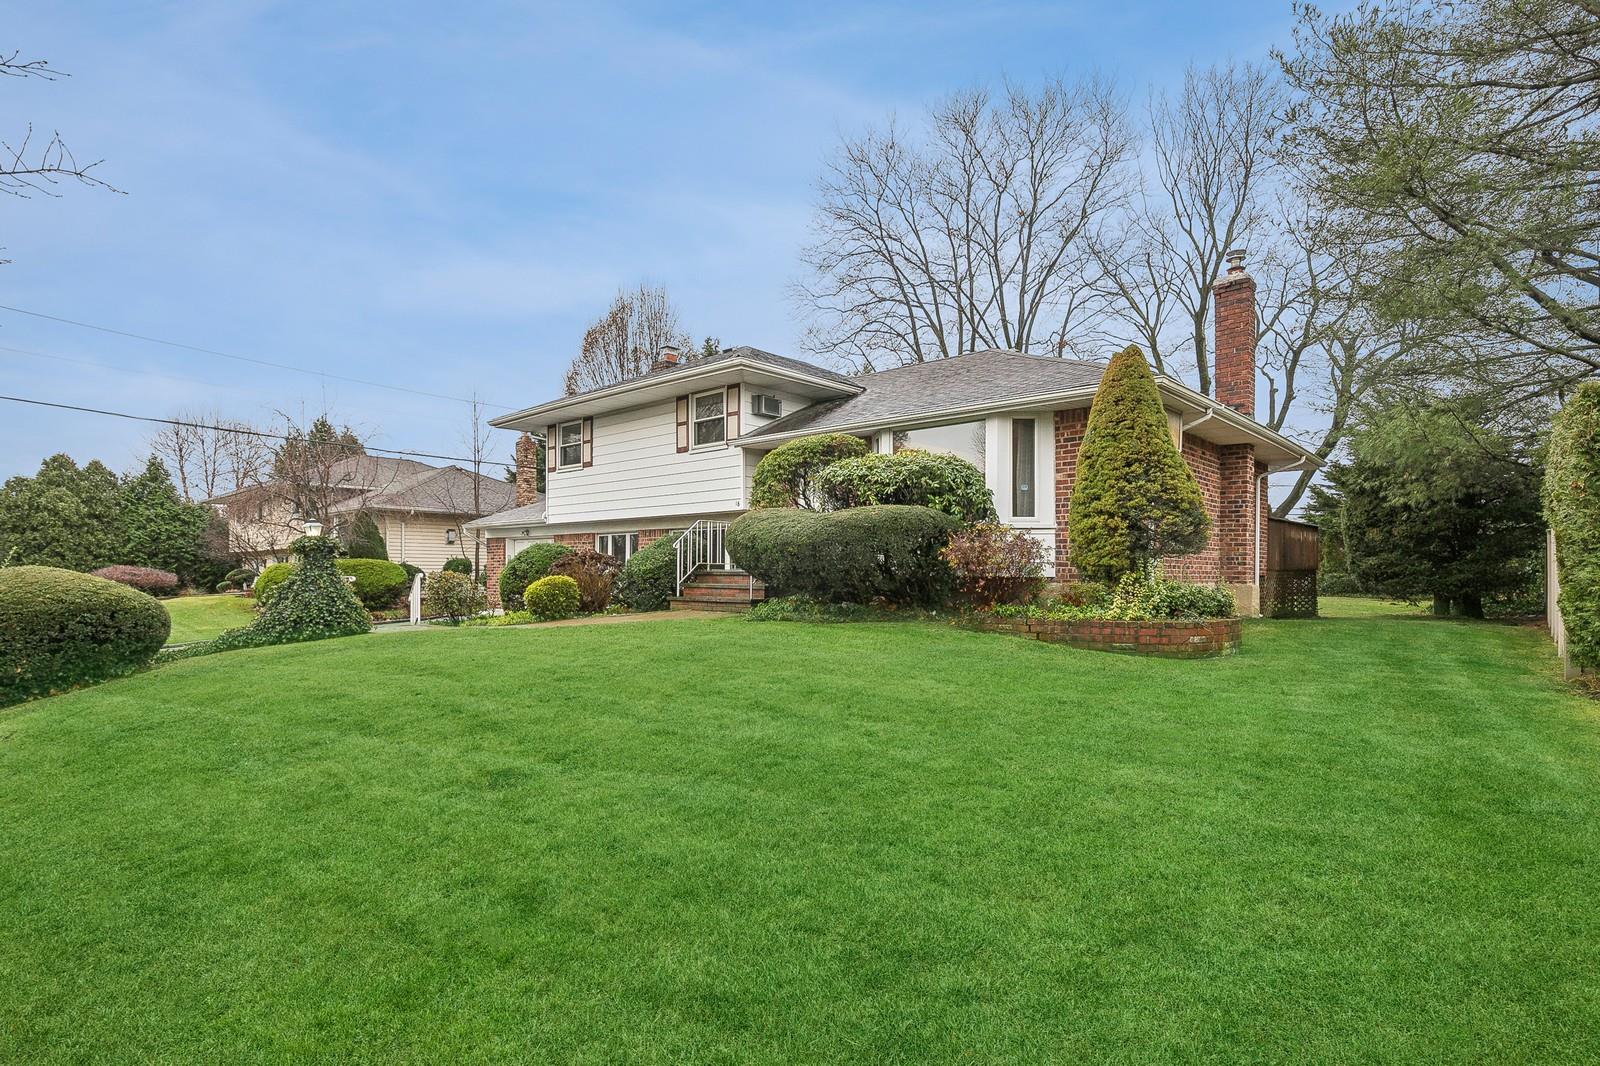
[445,527,458,545]
[558,421,583,468]
[1012,418,1036,518]
[596,532,640,562]
[692,391,725,446]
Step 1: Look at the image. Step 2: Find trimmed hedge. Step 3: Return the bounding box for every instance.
[727,505,958,605]
[0,566,170,705]
[336,558,409,609]
[91,564,181,596]
[1545,381,1600,670]
[500,543,575,610]
[614,535,677,612]
[442,557,474,576]
[750,433,870,509]
[815,449,996,523]
[525,575,581,621]
[253,562,292,603]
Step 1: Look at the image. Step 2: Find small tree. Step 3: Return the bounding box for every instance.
[1068,345,1209,582]
[1544,382,1600,668]
[343,512,388,559]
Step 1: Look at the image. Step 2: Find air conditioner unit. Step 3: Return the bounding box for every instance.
[750,394,783,418]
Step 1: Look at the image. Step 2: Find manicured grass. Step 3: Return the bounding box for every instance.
[2,612,1597,1061]
[160,593,257,643]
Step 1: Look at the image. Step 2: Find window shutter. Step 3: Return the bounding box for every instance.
[581,417,593,468]
[545,425,557,473]
[675,396,690,453]
[725,384,740,441]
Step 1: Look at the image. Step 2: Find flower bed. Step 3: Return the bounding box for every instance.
[963,613,1242,658]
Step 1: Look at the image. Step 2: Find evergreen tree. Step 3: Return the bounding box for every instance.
[0,454,123,571]
[343,512,388,559]
[1312,401,1543,617]
[118,456,215,583]
[1069,346,1209,582]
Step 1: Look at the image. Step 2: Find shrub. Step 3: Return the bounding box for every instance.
[614,535,677,611]
[1545,381,1600,670]
[0,566,170,705]
[525,575,581,621]
[224,567,258,586]
[548,546,619,612]
[442,557,474,576]
[423,570,486,623]
[398,561,424,580]
[252,562,293,603]
[1102,573,1236,621]
[214,580,233,593]
[1069,346,1209,582]
[335,558,410,609]
[500,542,575,610]
[343,512,388,559]
[940,523,1045,606]
[90,564,180,597]
[1049,581,1110,609]
[727,505,958,605]
[816,449,996,523]
[212,535,370,651]
[750,433,871,509]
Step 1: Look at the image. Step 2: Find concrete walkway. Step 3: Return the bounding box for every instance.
[372,609,725,634]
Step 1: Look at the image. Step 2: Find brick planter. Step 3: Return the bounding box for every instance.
[964,615,1242,658]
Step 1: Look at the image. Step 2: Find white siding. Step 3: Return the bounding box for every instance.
[377,512,482,573]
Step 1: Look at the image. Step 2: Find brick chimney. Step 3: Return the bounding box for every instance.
[514,432,541,506]
[652,344,682,372]
[1212,248,1256,417]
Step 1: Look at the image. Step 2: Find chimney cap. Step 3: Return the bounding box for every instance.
[1225,248,1248,274]
[657,344,682,363]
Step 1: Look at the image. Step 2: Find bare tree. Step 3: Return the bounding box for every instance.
[797,77,1134,370]
[563,285,694,394]
[1093,62,1285,393]
[149,411,272,502]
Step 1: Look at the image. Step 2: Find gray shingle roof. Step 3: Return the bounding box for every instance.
[739,348,1104,440]
[464,497,546,530]
[328,465,516,517]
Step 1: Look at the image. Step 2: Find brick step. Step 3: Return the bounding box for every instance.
[686,570,764,589]
[668,597,753,613]
[680,582,767,600]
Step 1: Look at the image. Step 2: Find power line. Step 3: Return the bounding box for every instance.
[0,392,510,468]
[0,303,518,410]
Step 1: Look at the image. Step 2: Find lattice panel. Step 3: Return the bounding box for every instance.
[1264,570,1318,619]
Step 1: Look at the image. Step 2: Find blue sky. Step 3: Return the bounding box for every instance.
[3,1,1315,480]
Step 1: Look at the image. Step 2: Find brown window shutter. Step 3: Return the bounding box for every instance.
[725,384,740,441]
[545,425,557,473]
[675,396,690,453]
[581,417,594,468]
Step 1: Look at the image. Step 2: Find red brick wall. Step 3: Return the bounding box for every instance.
[966,615,1242,658]
[1214,270,1256,417]
[485,537,506,602]
[1052,413,1258,588]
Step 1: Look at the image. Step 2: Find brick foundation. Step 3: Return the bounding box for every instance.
[483,528,675,606]
[964,615,1242,658]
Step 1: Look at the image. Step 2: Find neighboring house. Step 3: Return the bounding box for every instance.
[208,456,515,571]
[469,256,1319,614]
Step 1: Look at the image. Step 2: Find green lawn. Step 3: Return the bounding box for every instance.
[2,610,1597,1062]
[161,593,257,643]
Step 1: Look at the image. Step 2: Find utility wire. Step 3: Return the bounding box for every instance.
[0,392,509,468]
[0,303,517,410]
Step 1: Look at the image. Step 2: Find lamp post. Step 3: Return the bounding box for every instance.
[304,519,323,537]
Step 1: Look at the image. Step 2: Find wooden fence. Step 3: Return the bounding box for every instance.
[1263,518,1321,618]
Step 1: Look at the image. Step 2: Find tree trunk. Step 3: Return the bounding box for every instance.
[1432,593,1453,616]
[1457,593,1485,619]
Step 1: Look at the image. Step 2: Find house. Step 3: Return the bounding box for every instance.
[468,254,1319,614]
[208,456,515,572]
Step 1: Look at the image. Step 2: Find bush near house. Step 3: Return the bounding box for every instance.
[1544,381,1600,670]
[614,535,677,612]
[91,564,181,597]
[423,570,486,623]
[728,505,958,606]
[1069,345,1209,583]
[343,512,388,560]
[442,557,474,577]
[212,536,370,652]
[548,547,619,612]
[336,558,410,609]
[224,567,258,588]
[252,562,293,604]
[750,433,871,509]
[940,523,1045,606]
[499,543,575,610]
[0,566,170,706]
[524,575,581,621]
[816,449,996,524]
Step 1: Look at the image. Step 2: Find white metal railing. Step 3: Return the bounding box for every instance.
[674,519,732,595]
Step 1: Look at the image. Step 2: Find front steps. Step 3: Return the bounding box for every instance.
[669,569,768,613]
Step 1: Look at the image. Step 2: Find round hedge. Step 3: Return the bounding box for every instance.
[614,534,677,612]
[253,562,293,603]
[335,558,410,608]
[500,543,575,610]
[442,557,474,576]
[0,566,171,705]
[525,575,581,621]
[726,505,958,605]
[750,433,870,509]
[814,449,996,523]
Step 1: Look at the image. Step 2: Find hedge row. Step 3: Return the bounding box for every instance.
[727,505,958,606]
[1545,382,1600,670]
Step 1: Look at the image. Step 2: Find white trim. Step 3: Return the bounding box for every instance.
[690,389,728,448]
[555,420,584,470]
